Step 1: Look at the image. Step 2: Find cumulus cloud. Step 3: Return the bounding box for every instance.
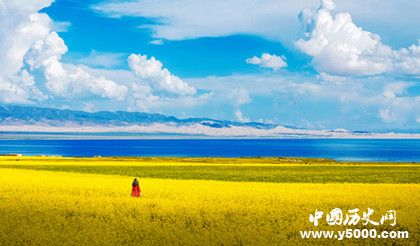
[92,0,420,49]
[296,0,393,76]
[92,0,315,43]
[246,53,287,71]
[25,32,128,100]
[73,50,126,68]
[51,21,72,33]
[0,0,418,130]
[0,1,53,102]
[393,41,420,75]
[229,88,251,122]
[378,82,418,123]
[128,54,196,96]
[0,70,45,103]
[296,0,420,76]
[0,0,128,102]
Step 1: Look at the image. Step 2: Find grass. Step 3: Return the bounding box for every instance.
[0,156,418,183]
[1,164,419,183]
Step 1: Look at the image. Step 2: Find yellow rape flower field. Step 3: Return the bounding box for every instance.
[0,157,419,245]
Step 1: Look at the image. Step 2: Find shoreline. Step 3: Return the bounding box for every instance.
[1,155,418,165]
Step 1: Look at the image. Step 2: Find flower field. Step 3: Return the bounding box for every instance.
[0,157,419,245]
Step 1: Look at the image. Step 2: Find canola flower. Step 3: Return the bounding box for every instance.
[0,167,419,245]
[1,156,418,184]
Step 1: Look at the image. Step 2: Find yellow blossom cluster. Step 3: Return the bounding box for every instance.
[0,166,418,245]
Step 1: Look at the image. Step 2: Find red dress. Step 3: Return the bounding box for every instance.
[131,185,141,197]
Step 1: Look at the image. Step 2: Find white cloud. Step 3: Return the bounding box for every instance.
[317,72,347,84]
[0,70,45,103]
[80,66,211,113]
[234,109,249,122]
[128,54,196,96]
[379,109,395,123]
[296,0,420,76]
[92,0,315,43]
[0,11,51,77]
[25,32,128,100]
[229,88,251,106]
[0,0,418,130]
[378,82,418,123]
[393,41,420,75]
[382,82,409,99]
[296,0,392,76]
[92,0,420,49]
[72,50,126,68]
[229,88,251,122]
[188,72,420,128]
[51,21,71,33]
[246,53,287,71]
[0,0,53,102]
[135,92,213,113]
[149,39,164,45]
[0,0,128,102]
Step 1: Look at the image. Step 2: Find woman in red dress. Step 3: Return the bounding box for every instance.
[131,178,141,197]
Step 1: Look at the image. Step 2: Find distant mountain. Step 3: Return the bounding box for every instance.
[0,104,276,129]
[0,104,418,138]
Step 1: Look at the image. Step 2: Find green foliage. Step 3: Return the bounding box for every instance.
[2,164,419,183]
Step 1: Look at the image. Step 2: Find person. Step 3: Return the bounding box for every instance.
[131,178,141,197]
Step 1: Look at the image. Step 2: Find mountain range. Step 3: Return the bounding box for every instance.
[0,104,275,129]
[0,105,418,138]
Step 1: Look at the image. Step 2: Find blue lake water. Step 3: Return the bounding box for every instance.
[0,139,419,162]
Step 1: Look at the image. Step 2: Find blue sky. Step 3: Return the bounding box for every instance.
[1,0,419,132]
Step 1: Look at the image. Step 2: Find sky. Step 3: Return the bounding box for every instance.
[0,0,419,132]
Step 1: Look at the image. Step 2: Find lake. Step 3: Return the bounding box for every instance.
[0,138,419,162]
